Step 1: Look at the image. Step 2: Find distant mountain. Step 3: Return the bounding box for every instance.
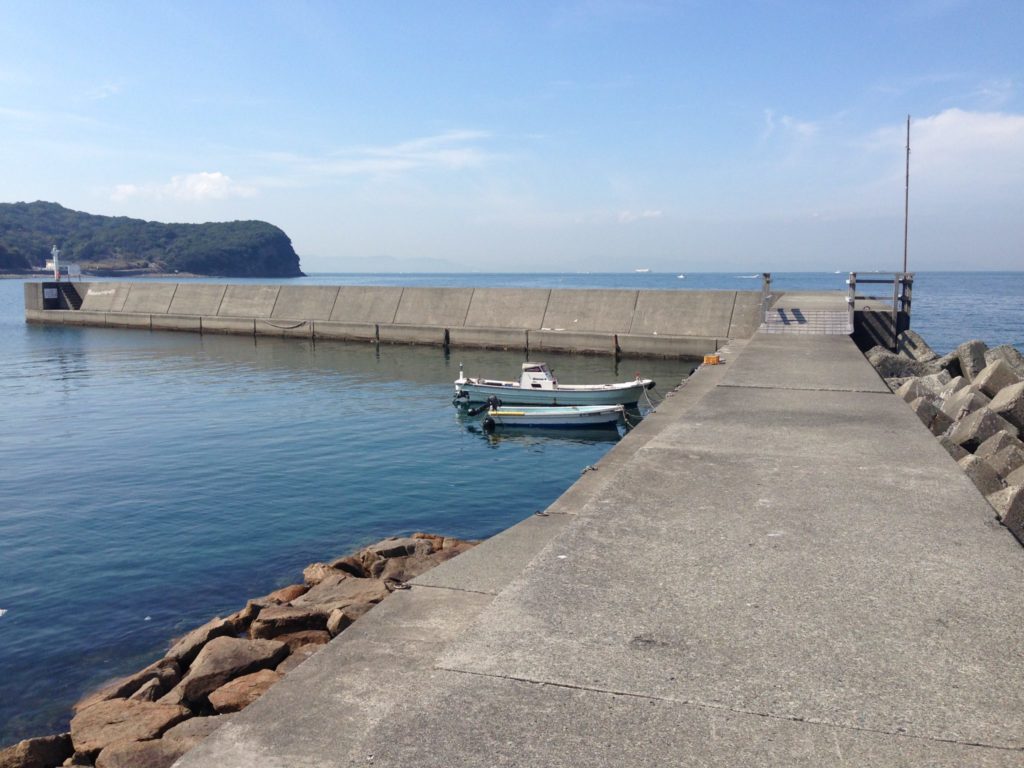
[0,201,303,277]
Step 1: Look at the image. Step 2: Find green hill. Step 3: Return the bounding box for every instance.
[0,201,304,277]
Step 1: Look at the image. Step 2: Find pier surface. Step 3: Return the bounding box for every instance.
[175,332,1024,767]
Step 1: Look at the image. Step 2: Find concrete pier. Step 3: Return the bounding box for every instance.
[173,332,1024,767]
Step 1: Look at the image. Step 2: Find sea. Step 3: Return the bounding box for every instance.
[0,271,1020,745]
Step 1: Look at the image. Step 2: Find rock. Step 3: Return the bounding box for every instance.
[990,381,1024,433]
[207,669,282,714]
[325,602,375,636]
[379,549,461,583]
[885,376,914,392]
[938,435,969,461]
[291,573,389,611]
[908,396,953,437]
[917,370,952,396]
[987,486,1024,544]
[164,615,240,667]
[949,407,1017,453]
[0,733,72,768]
[985,344,1024,378]
[958,455,1004,496]
[364,536,429,559]
[161,713,235,746]
[938,375,968,400]
[442,538,476,554]
[275,644,322,674]
[302,563,340,586]
[328,554,369,578]
[896,329,938,362]
[69,700,190,758]
[973,359,1021,399]
[75,659,181,712]
[249,604,328,639]
[127,678,163,703]
[271,630,331,652]
[987,445,1024,480]
[939,386,990,422]
[955,339,989,382]
[933,350,963,378]
[264,584,308,603]
[865,347,937,378]
[161,637,287,707]
[94,738,190,768]
[896,378,928,403]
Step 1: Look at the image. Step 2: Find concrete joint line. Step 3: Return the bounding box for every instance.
[716,383,893,394]
[409,583,498,597]
[436,668,1023,754]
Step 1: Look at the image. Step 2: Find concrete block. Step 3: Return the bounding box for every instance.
[218,285,281,317]
[80,283,131,312]
[1007,466,1024,487]
[896,329,938,362]
[104,312,152,328]
[933,349,963,379]
[938,376,967,400]
[909,396,953,437]
[984,344,1024,379]
[121,283,177,314]
[938,435,969,462]
[24,282,42,311]
[448,327,528,351]
[884,377,913,393]
[865,347,936,378]
[917,370,952,396]
[949,407,1017,453]
[986,445,1024,480]
[330,287,402,324]
[975,431,1024,460]
[989,381,1024,433]
[202,316,256,335]
[463,289,549,329]
[727,291,764,338]
[987,485,1024,544]
[529,330,617,355]
[541,290,637,334]
[378,324,447,346]
[62,310,107,326]
[25,308,56,323]
[271,286,340,320]
[617,333,717,359]
[897,378,928,403]
[958,455,1004,497]
[152,314,203,332]
[629,290,735,338]
[393,287,473,327]
[974,359,1021,398]
[312,321,378,342]
[255,318,313,338]
[956,339,989,382]
[168,284,227,316]
[939,386,990,421]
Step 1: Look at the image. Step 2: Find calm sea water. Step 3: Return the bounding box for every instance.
[0,271,1020,744]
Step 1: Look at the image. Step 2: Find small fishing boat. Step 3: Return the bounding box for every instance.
[469,398,625,432]
[454,362,655,406]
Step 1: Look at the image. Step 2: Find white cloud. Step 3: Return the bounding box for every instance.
[111,172,257,202]
[84,82,121,101]
[618,209,663,223]
[761,109,819,142]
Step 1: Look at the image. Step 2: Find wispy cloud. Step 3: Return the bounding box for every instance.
[111,172,257,202]
[761,109,819,143]
[618,209,663,223]
[83,82,122,101]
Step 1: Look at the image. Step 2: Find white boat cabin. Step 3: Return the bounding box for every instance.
[520,362,558,390]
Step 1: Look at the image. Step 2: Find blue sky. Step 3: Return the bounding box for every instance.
[1,1,1021,272]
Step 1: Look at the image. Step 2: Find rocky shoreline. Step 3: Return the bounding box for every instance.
[866,332,1024,542]
[0,533,475,768]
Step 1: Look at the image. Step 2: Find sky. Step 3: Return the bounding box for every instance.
[0,1,1021,273]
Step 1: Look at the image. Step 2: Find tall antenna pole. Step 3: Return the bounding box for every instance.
[902,115,911,274]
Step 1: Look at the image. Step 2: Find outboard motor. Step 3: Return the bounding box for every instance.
[467,395,502,417]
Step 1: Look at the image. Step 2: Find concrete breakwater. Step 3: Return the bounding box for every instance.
[23,282,763,357]
[0,534,475,768]
[867,332,1024,543]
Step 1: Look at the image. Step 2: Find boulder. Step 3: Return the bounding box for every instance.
[896,329,938,362]
[0,733,72,768]
[949,408,1017,453]
[940,387,990,422]
[291,573,389,611]
[896,378,929,403]
[164,615,240,667]
[865,347,937,378]
[441,538,476,554]
[275,644,322,675]
[365,536,432,559]
[161,637,287,707]
[326,602,375,636]
[127,678,163,703]
[985,344,1024,378]
[973,359,1021,399]
[955,339,989,382]
[908,396,953,437]
[249,604,328,639]
[94,738,190,768]
[271,630,331,652]
[302,563,340,586]
[987,445,1024,480]
[208,669,281,713]
[262,583,308,603]
[328,554,369,578]
[69,700,190,758]
[75,659,181,712]
[938,435,969,461]
[990,381,1024,433]
[161,713,235,745]
[987,486,1024,544]
[379,549,461,583]
[958,455,1004,496]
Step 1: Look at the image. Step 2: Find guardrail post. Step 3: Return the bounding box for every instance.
[847,272,856,333]
[761,272,772,325]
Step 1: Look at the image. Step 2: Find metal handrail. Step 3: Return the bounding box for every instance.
[847,272,914,350]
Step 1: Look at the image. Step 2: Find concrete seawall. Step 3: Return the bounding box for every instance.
[24,282,763,358]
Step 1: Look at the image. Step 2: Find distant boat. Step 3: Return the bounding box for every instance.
[677,274,685,279]
[634,268,650,273]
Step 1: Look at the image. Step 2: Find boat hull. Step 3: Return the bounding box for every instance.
[484,405,624,430]
[454,380,651,406]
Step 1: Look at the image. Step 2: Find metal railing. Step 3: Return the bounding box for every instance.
[760,272,773,324]
[847,272,914,350]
